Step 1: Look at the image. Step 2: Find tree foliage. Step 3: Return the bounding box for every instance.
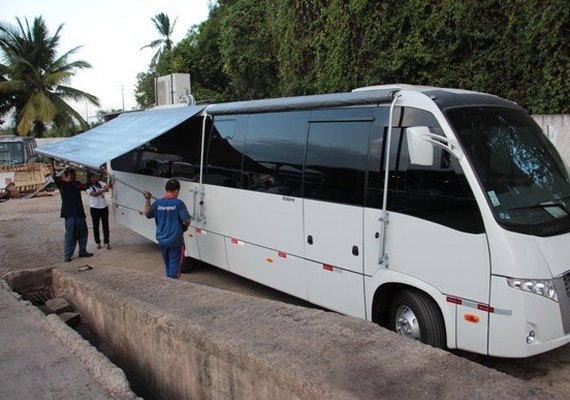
[136,0,570,113]
[0,16,99,137]
[141,12,178,68]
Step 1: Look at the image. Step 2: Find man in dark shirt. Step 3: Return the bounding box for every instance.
[50,159,93,262]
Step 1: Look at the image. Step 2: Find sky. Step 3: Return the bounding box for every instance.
[0,0,212,122]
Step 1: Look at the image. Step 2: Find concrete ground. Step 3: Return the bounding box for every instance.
[1,192,570,399]
[0,279,137,399]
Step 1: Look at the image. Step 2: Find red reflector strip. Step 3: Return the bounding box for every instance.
[231,238,238,245]
[278,252,287,258]
[446,296,462,305]
[477,304,495,313]
[323,264,333,271]
[195,228,202,234]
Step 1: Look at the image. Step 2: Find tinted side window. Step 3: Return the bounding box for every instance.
[205,116,247,188]
[110,117,203,181]
[304,109,373,206]
[242,111,309,196]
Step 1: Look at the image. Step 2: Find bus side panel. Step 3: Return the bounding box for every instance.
[184,228,201,261]
[195,229,229,271]
[303,199,363,274]
[306,260,365,318]
[456,304,489,354]
[201,185,304,257]
[368,212,491,304]
[226,238,308,300]
[113,204,156,243]
[112,178,158,243]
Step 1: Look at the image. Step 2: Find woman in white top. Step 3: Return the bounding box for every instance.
[87,173,112,249]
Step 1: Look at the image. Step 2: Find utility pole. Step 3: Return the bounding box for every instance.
[120,85,125,110]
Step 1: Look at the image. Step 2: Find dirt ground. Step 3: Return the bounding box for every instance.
[2,191,570,397]
[0,191,310,304]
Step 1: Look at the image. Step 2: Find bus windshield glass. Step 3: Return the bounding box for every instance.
[447,106,570,236]
[0,142,24,164]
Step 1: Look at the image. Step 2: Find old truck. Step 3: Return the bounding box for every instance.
[0,136,48,196]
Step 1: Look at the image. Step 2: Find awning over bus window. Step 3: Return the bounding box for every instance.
[35,106,205,171]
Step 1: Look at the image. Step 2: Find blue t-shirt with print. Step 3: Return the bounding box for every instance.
[146,197,190,247]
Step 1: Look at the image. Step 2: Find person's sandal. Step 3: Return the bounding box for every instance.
[106,244,111,249]
[97,244,102,249]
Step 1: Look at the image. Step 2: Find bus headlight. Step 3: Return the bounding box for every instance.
[507,278,558,302]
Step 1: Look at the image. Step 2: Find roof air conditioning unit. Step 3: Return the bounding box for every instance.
[154,73,192,106]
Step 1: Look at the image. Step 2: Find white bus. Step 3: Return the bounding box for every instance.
[41,85,570,358]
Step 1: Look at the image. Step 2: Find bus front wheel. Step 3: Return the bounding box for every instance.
[388,289,446,348]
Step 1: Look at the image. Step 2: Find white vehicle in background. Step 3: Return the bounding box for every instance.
[37,85,570,358]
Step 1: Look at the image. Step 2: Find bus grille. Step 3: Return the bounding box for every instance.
[557,271,570,334]
[565,274,570,298]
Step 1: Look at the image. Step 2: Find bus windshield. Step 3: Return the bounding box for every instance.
[447,106,570,236]
[0,142,24,164]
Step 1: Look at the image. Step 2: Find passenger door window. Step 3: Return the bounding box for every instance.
[304,109,374,206]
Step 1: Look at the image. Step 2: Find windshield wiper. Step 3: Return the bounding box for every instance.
[511,201,570,215]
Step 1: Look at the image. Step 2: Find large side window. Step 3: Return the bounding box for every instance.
[111,117,204,180]
[242,111,309,196]
[204,115,247,188]
[366,107,484,233]
[304,108,373,206]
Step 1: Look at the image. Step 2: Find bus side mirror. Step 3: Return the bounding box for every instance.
[406,126,434,166]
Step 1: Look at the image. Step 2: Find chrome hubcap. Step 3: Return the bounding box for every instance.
[395,305,420,340]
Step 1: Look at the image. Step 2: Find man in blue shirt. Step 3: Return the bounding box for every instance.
[144,179,191,279]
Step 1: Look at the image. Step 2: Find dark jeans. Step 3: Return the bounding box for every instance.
[159,245,184,279]
[64,217,88,260]
[90,206,110,245]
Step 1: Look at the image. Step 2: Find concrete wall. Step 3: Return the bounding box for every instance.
[51,265,560,400]
[533,114,570,163]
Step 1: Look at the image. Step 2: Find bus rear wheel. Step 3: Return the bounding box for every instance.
[388,289,446,348]
[180,256,200,273]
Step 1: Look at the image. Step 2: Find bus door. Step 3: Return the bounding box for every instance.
[364,95,491,354]
[302,109,374,318]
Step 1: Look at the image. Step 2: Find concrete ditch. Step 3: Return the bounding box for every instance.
[0,273,139,400]
[3,265,565,399]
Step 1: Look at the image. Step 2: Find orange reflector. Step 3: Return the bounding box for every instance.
[278,252,287,258]
[464,314,480,323]
[266,258,274,263]
[323,264,333,271]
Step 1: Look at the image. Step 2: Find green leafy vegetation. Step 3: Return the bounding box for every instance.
[137,0,570,113]
[0,16,99,137]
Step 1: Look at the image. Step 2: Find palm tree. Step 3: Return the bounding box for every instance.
[0,16,99,137]
[141,12,178,67]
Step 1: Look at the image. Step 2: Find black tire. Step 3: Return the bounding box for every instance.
[388,289,446,348]
[180,256,200,273]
